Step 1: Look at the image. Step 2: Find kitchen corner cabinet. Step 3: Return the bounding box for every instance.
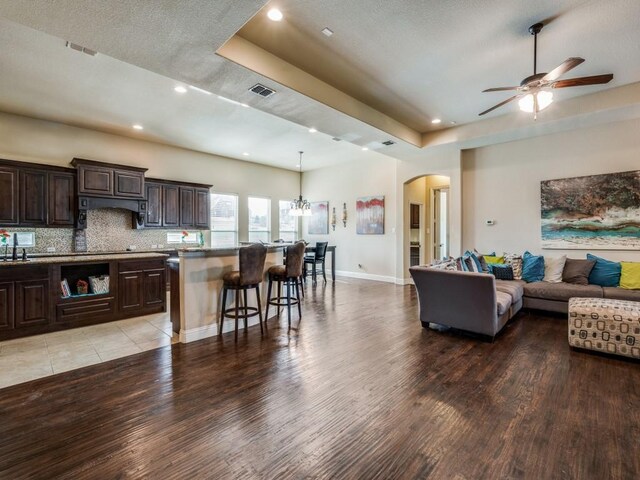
[0,165,19,226]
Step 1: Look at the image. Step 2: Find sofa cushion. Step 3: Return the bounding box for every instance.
[504,253,523,280]
[602,287,640,302]
[495,279,525,303]
[491,264,514,280]
[522,251,545,283]
[562,258,596,285]
[496,291,512,316]
[523,281,603,302]
[620,262,640,290]
[543,255,567,283]
[587,254,621,287]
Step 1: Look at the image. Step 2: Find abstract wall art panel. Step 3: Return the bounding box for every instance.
[308,201,329,235]
[541,171,640,250]
[356,196,385,235]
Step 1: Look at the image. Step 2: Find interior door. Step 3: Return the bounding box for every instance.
[433,188,449,261]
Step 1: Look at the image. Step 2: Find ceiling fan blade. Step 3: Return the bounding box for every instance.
[542,57,585,82]
[552,73,614,88]
[482,86,520,92]
[478,95,521,116]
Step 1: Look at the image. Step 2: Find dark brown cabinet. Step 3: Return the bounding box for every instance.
[143,269,165,307]
[179,187,195,228]
[15,279,50,328]
[77,162,113,196]
[0,282,15,331]
[195,188,210,229]
[145,183,163,227]
[163,185,180,227]
[114,169,145,198]
[0,166,19,226]
[19,170,48,226]
[118,270,144,313]
[410,204,420,229]
[48,172,76,226]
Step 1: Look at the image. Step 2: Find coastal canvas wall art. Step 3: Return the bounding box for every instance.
[308,201,329,235]
[356,196,385,235]
[541,170,640,250]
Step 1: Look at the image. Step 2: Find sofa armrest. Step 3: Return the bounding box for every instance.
[409,266,499,336]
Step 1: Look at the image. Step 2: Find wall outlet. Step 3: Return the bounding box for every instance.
[152,244,158,249]
[158,244,164,249]
[128,245,137,250]
[486,220,496,226]
[46,247,56,253]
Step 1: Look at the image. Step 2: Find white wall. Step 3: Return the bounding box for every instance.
[462,117,640,262]
[301,153,397,282]
[0,111,300,242]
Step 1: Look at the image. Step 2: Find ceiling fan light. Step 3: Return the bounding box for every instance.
[519,91,553,113]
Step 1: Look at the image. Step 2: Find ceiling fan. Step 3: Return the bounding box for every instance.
[479,22,613,118]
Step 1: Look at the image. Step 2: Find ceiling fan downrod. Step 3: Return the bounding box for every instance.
[529,22,544,75]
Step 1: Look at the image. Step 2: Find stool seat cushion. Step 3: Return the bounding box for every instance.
[268,265,287,277]
[304,256,318,262]
[222,271,241,286]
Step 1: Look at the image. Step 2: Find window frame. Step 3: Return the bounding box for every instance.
[278,199,298,242]
[210,192,239,247]
[247,195,271,243]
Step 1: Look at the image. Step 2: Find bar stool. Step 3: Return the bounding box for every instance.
[219,243,267,340]
[266,240,306,330]
[283,244,305,298]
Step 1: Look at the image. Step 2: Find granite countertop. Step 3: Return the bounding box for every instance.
[178,244,288,258]
[0,252,169,267]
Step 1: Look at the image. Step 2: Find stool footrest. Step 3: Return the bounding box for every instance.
[223,306,261,319]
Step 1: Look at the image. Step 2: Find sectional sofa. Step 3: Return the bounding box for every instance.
[409,264,640,340]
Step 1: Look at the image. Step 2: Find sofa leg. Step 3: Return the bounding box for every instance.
[420,321,430,330]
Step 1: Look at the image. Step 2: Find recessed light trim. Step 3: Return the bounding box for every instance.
[431,118,442,124]
[321,27,334,37]
[174,86,187,93]
[132,124,143,130]
[308,128,317,133]
[267,8,283,21]
[362,147,369,151]
[242,152,250,156]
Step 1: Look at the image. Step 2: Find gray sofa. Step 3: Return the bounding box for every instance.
[409,267,524,339]
[409,266,640,339]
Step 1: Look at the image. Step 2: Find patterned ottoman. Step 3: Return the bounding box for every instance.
[568,297,640,359]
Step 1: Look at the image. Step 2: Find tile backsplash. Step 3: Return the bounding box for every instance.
[9,208,207,254]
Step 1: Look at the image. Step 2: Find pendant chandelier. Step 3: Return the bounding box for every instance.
[290,151,311,217]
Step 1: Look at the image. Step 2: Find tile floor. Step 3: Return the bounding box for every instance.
[0,310,178,389]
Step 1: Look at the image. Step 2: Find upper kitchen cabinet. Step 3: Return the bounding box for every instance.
[0,165,19,226]
[48,172,76,227]
[143,179,211,229]
[19,169,48,226]
[195,188,211,229]
[73,158,146,199]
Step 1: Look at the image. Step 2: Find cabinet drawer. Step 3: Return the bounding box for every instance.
[118,259,166,272]
[56,296,115,323]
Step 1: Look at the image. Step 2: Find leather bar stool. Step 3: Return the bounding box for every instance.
[303,241,328,285]
[219,243,267,340]
[266,240,305,330]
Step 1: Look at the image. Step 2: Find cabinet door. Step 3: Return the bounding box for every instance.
[78,164,113,196]
[194,188,210,229]
[145,183,163,227]
[143,268,165,307]
[0,282,14,331]
[118,270,144,313]
[15,279,50,328]
[114,169,145,198]
[48,172,76,227]
[410,204,420,229]
[163,185,179,227]
[19,170,48,226]
[0,166,19,225]
[179,187,195,228]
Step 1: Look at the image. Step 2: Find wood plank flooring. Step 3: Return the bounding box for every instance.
[0,278,638,479]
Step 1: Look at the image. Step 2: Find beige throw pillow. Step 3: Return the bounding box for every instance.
[543,255,567,283]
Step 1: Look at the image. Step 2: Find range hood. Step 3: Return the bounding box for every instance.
[72,158,148,229]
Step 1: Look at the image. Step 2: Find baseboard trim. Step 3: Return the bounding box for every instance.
[335,270,397,284]
[179,316,262,343]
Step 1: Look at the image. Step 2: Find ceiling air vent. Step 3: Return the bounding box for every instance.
[249,84,276,98]
[382,140,396,146]
[66,41,97,56]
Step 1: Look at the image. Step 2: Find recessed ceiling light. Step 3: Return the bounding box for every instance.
[362,147,369,151]
[189,85,212,95]
[308,127,317,133]
[243,152,250,156]
[267,8,283,21]
[431,118,442,124]
[296,164,300,168]
[240,103,249,108]
[321,27,334,37]
[132,124,143,130]
[174,86,187,93]
[450,121,457,125]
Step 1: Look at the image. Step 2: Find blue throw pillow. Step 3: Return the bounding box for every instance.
[522,251,545,283]
[464,251,483,272]
[587,254,622,287]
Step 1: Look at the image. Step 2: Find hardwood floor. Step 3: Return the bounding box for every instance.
[0,278,638,479]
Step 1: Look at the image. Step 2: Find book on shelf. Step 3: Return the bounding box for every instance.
[60,279,71,298]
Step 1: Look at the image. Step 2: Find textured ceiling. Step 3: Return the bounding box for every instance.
[0,0,639,169]
[239,0,640,130]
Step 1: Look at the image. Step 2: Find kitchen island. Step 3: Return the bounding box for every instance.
[0,252,168,340]
[171,245,285,343]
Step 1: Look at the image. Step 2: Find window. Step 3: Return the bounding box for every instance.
[248,196,270,243]
[167,231,200,244]
[211,193,238,247]
[278,200,298,242]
